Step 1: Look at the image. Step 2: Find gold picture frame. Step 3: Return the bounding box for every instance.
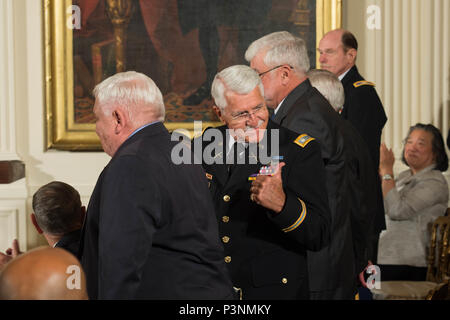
[44,0,341,151]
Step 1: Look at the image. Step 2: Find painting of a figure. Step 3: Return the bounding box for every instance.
[72,0,317,126]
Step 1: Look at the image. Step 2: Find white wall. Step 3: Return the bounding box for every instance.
[0,0,449,251]
[343,0,450,195]
[0,0,110,251]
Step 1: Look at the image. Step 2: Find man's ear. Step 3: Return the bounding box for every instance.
[280,65,293,85]
[346,48,357,64]
[30,213,43,234]
[112,108,128,134]
[212,105,226,124]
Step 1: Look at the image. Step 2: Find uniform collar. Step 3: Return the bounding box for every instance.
[338,67,352,81]
[274,97,286,115]
[127,121,160,140]
[273,79,312,123]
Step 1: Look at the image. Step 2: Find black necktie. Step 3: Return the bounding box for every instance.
[227,143,246,178]
[269,108,275,120]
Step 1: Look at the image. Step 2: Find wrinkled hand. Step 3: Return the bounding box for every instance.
[379,143,395,175]
[250,162,286,213]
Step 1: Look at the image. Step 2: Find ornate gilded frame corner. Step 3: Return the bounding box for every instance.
[316,0,343,66]
[44,0,100,150]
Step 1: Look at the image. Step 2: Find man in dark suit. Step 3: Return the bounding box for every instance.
[0,181,84,268]
[318,29,387,264]
[197,65,330,299]
[308,69,380,288]
[80,71,234,299]
[246,32,356,299]
[30,181,84,257]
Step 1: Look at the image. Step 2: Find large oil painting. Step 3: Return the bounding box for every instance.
[44,0,342,150]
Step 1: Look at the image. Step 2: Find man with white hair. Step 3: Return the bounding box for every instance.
[80,71,234,299]
[246,31,355,299]
[308,69,382,290]
[307,69,345,112]
[197,65,331,299]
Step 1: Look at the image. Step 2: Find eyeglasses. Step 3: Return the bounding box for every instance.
[258,64,293,77]
[230,105,266,122]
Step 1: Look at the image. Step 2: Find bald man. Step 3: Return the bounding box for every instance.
[0,247,88,300]
[318,29,387,264]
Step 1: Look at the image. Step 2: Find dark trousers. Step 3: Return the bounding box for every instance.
[368,233,380,264]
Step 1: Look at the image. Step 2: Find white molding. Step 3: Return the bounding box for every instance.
[0,208,18,251]
[0,177,28,251]
[0,0,19,160]
[0,178,28,199]
[0,199,27,252]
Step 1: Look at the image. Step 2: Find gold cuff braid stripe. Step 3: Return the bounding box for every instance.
[282,198,307,233]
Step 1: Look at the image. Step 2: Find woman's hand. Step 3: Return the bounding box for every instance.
[379,143,395,175]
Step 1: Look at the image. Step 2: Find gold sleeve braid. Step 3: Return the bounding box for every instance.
[282,198,307,233]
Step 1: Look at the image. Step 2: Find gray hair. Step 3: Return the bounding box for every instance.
[245,31,310,76]
[93,71,165,124]
[32,181,82,235]
[211,65,264,111]
[307,69,345,112]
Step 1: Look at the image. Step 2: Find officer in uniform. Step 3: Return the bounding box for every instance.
[247,32,355,299]
[197,65,331,299]
[319,29,387,264]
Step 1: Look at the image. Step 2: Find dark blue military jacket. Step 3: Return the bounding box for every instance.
[199,120,331,299]
[273,79,356,299]
[341,66,387,237]
[80,122,234,300]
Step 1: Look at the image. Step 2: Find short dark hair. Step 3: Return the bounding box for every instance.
[401,123,449,172]
[341,31,358,52]
[32,181,82,235]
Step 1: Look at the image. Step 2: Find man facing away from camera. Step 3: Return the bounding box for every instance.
[80,71,234,299]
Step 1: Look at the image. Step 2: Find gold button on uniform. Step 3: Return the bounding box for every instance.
[222,236,230,244]
[222,216,230,223]
[224,256,231,263]
[282,278,288,284]
[223,195,231,202]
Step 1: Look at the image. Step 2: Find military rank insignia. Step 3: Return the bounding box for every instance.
[294,134,315,148]
[206,173,213,188]
[353,80,375,88]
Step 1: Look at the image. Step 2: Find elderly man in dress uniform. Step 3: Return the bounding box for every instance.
[195,65,331,299]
